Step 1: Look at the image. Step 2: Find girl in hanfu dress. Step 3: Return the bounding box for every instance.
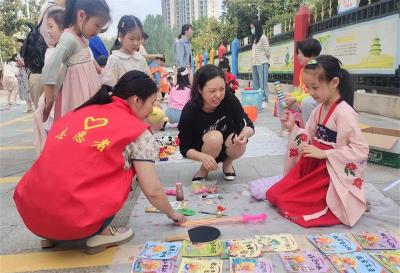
[266,55,369,228]
[42,0,111,123]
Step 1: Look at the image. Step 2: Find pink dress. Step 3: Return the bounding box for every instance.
[269,100,369,227]
[36,29,100,155]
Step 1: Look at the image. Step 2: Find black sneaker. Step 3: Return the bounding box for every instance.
[223,167,236,181]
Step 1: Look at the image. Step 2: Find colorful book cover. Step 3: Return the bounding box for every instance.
[255,234,298,252]
[307,233,361,254]
[131,259,175,273]
[137,242,182,260]
[353,231,400,250]
[279,251,331,273]
[230,257,274,273]
[222,239,262,258]
[327,252,386,273]
[370,250,400,273]
[181,240,223,257]
[145,201,187,213]
[177,258,223,273]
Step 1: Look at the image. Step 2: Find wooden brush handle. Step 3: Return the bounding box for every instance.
[181,216,241,228]
[165,234,190,242]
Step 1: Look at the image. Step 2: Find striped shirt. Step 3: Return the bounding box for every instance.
[252,35,270,66]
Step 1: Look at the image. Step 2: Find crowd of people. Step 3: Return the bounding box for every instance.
[6,0,369,256]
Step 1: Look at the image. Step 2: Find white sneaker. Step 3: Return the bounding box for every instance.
[86,226,134,255]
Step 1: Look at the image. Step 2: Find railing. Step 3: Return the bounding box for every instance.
[309,0,399,35]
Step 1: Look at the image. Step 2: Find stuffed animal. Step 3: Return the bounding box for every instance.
[147,107,168,126]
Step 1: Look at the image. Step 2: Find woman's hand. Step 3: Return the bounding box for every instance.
[200,153,218,171]
[167,211,187,225]
[281,109,295,131]
[233,133,248,145]
[302,144,327,159]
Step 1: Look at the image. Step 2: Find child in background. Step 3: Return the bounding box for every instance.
[277,38,322,125]
[42,0,111,122]
[266,55,369,228]
[218,60,238,93]
[101,15,150,87]
[1,63,18,106]
[34,8,65,155]
[165,67,191,124]
[149,55,169,99]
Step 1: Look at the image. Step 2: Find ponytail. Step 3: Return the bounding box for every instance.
[76,71,158,110]
[304,55,355,108]
[76,85,113,110]
[338,68,354,107]
[64,0,77,27]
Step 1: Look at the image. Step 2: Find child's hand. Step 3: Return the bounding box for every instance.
[285,96,296,107]
[302,144,327,159]
[281,110,295,131]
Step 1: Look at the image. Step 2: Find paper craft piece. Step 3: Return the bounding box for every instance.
[181,240,223,257]
[222,239,262,258]
[131,259,175,273]
[353,231,400,250]
[279,251,331,273]
[178,258,223,273]
[307,233,361,254]
[370,251,400,273]
[137,242,182,260]
[146,201,187,213]
[230,257,274,273]
[255,234,298,252]
[327,252,386,273]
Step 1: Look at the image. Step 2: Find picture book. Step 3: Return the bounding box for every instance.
[327,252,386,273]
[137,241,182,260]
[222,239,262,258]
[131,259,175,273]
[181,240,223,257]
[177,258,223,273]
[230,257,274,273]
[307,233,361,254]
[370,250,400,273]
[279,251,331,273]
[353,231,400,250]
[255,234,298,252]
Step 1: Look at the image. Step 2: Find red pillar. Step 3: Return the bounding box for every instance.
[293,5,311,87]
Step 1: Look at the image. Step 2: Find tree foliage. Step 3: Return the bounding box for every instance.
[0,0,46,62]
[143,15,178,66]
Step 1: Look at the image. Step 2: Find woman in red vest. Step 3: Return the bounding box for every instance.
[14,71,186,254]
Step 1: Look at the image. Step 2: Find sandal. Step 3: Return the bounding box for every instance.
[85,226,134,255]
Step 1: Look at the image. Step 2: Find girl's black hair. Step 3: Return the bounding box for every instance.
[48,9,65,30]
[251,20,263,44]
[304,55,354,107]
[176,67,191,90]
[64,0,111,29]
[77,70,157,110]
[190,64,225,108]
[113,15,143,50]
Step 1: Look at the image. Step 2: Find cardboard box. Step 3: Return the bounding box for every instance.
[361,127,400,168]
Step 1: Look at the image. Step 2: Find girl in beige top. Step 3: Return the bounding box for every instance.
[101,15,150,87]
[250,20,270,102]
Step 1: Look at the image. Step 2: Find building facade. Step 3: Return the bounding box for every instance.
[162,0,220,29]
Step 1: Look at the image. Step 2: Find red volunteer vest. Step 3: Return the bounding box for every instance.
[14,97,148,240]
